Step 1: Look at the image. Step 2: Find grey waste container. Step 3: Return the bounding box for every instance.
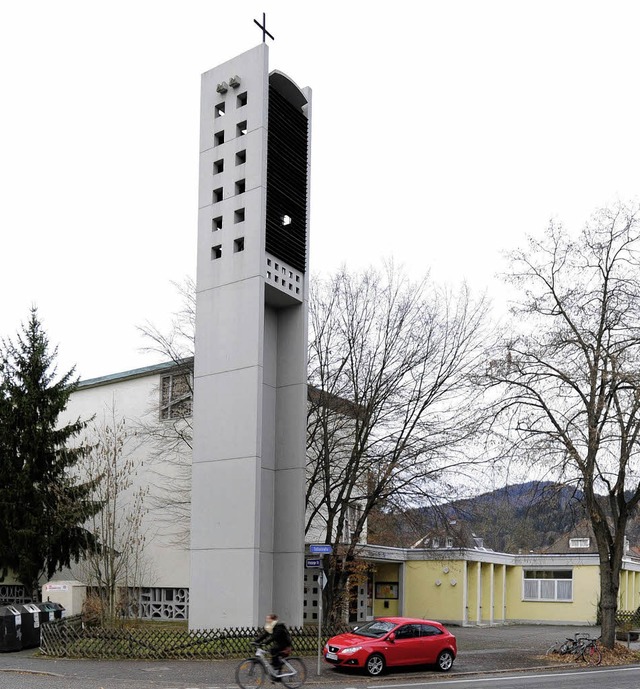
[18,604,41,649]
[0,605,23,652]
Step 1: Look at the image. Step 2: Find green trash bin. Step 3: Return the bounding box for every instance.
[37,601,64,625]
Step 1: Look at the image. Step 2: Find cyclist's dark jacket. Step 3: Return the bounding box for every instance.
[256,621,291,650]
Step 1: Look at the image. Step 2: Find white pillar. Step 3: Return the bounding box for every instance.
[489,563,495,626]
[476,562,482,624]
[462,561,468,626]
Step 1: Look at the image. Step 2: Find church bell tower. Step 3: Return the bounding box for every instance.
[189,42,311,629]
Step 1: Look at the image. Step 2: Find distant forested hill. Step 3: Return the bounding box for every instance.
[368,482,593,552]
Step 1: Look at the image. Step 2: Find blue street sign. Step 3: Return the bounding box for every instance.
[309,544,333,554]
[305,558,322,568]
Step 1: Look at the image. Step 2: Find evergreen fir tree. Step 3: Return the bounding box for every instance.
[0,308,100,598]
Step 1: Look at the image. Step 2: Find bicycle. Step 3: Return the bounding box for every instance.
[235,643,307,689]
[546,632,590,656]
[545,633,601,666]
[578,636,602,665]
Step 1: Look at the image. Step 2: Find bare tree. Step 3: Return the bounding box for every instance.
[137,277,194,547]
[78,406,150,622]
[138,277,196,367]
[307,265,491,623]
[486,202,640,648]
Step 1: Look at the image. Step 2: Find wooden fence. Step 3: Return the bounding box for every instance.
[613,609,640,629]
[40,616,351,659]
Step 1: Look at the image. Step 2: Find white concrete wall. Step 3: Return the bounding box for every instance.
[60,368,191,589]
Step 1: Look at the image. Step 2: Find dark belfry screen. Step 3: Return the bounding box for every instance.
[265,83,309,274]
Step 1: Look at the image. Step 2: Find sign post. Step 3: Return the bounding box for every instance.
[308,546,333,676]
[317,571,327,675]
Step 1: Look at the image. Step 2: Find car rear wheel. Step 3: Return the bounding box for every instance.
[366,653,386,676]
[436,649,454,672]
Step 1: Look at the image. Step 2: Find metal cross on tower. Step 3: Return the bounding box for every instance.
[253,12,274,43]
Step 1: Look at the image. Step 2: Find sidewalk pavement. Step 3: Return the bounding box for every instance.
[0,624,633,686]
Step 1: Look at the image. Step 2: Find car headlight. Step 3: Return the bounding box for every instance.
[342,646,363,655]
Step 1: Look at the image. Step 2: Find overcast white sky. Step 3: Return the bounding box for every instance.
[2,1,639,380]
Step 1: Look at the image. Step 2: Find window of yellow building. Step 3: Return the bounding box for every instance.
[523,569,572,601]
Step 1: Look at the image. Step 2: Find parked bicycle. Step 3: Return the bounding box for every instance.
[236,643,307,689]
[545,633,602,665]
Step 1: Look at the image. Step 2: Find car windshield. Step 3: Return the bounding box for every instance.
[351,620,396,638]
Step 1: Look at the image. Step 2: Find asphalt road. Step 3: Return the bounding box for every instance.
[3,666,640,689]
[1,624,637,689]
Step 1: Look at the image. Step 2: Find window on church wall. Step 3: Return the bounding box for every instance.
[160,372,193,420]
[343,503,362,543]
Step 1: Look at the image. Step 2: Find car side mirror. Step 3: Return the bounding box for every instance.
[388,632,395,642]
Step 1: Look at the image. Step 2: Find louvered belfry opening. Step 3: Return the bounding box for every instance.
[265,83,308,274]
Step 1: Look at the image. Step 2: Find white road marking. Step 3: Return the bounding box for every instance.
[371,665,640,688]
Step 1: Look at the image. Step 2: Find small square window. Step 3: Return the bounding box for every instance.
[237,91,247,107]
[213,159,224,174]
[234,208,245,223]
[295,287,300,294]
[267,258,272,266]
[235,179,245,195]
[236,150,246,165]
[237,121,247,136]
[214,130,225,146]
[213,187,223,203]
[211,244,222,260]
[212,216,222,231]
[234,237,245,253]
[215,102,225,118]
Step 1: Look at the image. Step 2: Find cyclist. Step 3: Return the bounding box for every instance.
[255,613,292,680]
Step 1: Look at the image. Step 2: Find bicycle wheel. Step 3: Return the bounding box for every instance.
[236,658,266,689]
[581,644,602,666]
[546,641,563,655]
[280,657,306,689]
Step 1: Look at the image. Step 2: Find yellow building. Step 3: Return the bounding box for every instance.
[356,544,640,626]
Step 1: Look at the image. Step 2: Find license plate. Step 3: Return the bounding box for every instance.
[326,652,338,661]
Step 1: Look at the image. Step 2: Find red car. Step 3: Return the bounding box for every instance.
[324,616,457,676]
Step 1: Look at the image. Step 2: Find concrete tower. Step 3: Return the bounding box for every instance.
[190,43,311,629]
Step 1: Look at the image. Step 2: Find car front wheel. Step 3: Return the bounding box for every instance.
[436,649,454,672]
[366,653,386,676]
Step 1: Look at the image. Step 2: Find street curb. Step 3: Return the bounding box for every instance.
[0,668,64,677]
